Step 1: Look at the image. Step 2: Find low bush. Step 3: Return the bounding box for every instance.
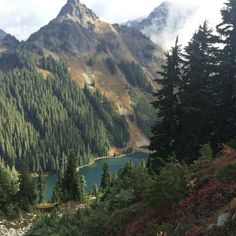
[145,160,190,209]
[216,162,236,181]
[198,143,213,161]
[228,139,236,149]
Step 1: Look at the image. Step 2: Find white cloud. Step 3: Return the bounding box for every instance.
[141,0,224,49]
[0,0,225,45]
[0,0,67,40]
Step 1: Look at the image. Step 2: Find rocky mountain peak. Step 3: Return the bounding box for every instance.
[149,1,170,19]
[57,0,98,25]
[67,0,80,4]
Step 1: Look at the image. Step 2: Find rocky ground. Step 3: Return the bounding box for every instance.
[0,213,37,236]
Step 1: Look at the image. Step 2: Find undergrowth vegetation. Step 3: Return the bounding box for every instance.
[26,148,236,236]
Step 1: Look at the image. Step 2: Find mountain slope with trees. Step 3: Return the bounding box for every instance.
[0,50,129,173]
[25,0,163,143]
[25,1,236,235]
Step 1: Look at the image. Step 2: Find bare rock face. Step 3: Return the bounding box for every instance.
[57,0,98,25]
[27,0,99,55]
[27,0,162,65]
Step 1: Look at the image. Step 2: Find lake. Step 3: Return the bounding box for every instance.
[43,152,148,202]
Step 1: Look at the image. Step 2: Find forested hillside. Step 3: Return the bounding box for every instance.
[25,0,162,144]
[0,50,129,173]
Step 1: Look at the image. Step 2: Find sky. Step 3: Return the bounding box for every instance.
[0,0,225,47]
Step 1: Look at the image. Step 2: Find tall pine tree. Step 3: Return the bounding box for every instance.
[37,168,46,204]
[17,163,36,211]
[178,21,218,161]
[100,163,111,189]
[62,156,82,202]
[148,38,183,173]
[214,0,236,145]
[52,170,63,203]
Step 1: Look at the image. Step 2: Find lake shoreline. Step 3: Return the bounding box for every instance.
[32,150,140,178]
[38,152,149,201]
[76,150,136,172]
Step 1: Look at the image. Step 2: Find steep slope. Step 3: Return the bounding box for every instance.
[27,0,163,146]
[113,24,164,80]
[126,1,195,47]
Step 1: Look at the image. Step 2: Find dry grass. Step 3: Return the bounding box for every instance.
[36,67,52,79]
[37,203,58,210]
[213,150,236,169]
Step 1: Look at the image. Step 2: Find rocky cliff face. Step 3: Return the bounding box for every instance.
[28,0,131,57]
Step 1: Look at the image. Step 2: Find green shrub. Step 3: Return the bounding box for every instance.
[118,60,154,93]
[198,143,213,161]
[216,162,236,181]
[106,58,117,75]
[5,204,20,219]
[145,160,189,208]
[102,163,151,210]
[105,207,138,234]
[228,138,236,149]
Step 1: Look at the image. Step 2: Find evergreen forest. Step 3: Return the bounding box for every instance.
[0,51,129,173]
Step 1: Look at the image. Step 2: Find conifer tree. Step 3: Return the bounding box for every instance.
[52,170,63,203]
[92,184,99,197]
[0,161,18,211]
[37,168,46,204]
[178,21,218,161]
[17,163,36,211]
[62,156,81,201]
[215,0,236,145]
[79,175,87,201]
[100,163,111,189]
[148,38,183,173]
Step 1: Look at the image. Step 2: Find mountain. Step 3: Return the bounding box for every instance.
[0,28,6,40]
[126,1,195,47]
[127,2,170,32]
[0,0,164,171]
[27,0,164,147]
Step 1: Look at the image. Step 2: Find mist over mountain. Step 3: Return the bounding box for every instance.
[126,1,195,48]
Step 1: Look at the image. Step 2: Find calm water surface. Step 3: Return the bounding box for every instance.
[43,152,148,201]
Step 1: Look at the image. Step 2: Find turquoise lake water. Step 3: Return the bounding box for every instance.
[42,152,148,202]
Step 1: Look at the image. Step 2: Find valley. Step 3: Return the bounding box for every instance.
[1,0,236,235]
